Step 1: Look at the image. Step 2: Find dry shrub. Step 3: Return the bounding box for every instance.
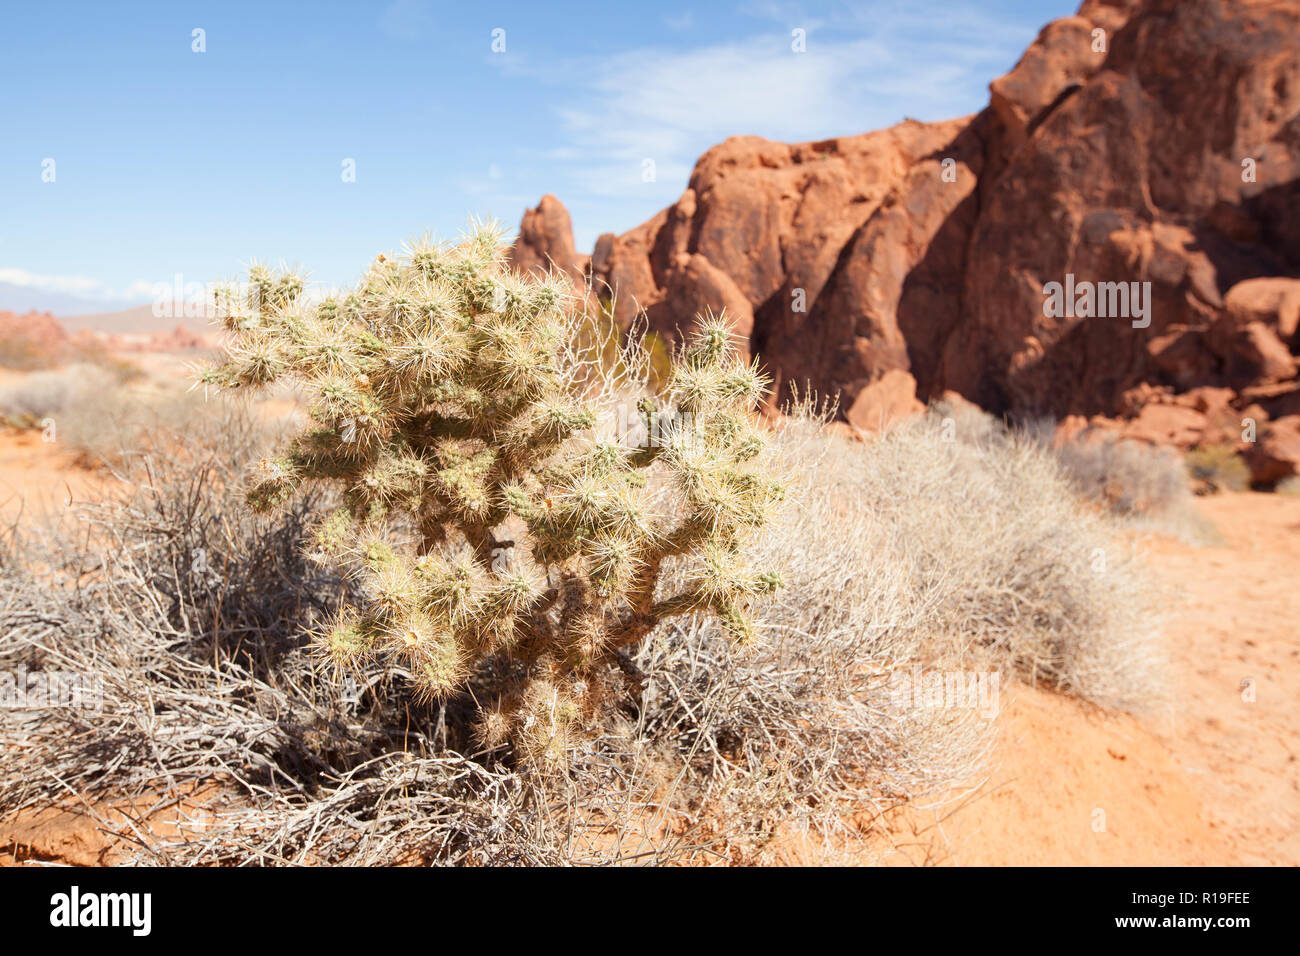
[0,360,196,464]
[0,396,995,864]
[612,619,993,862]
[1184,443,1251,494]
[1052,431,1190,515]
[53,384,217,469]
[0,361,227,471]
[0,393,1162,864]
[847,409,1165,712]
[1030,425,1215,543]
[0,363,122,424]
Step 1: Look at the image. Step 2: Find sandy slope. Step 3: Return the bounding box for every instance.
[874,492,1300,866]
[0,429,108,521]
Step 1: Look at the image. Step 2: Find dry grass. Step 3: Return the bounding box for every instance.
[0,392,1165,864]
[1018,416,1216,545]
[0,362,226,471]
[1184,443,1251,494]
[1053,432,1190,516]
[0,363,123,423]
[844,407,1166,712]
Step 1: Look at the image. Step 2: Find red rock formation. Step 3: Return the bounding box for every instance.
[0,310,71,365]
[1246,416,1300,485]
[103,324,208,353]
[0,309,207,364]
[509,0,1300,456]
[0,309,69,346]
[947,0,1300,417]
[507,194,589,283]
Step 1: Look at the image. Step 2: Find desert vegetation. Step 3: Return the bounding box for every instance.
[1051,430,1191,519]
[199,227,792,762]
[0,233,1175,863]
[855,408,1164,711]
[1,394,983,863]
[1035,425,1215,544]
[0,360,228,474]
[1183,444,1252,495]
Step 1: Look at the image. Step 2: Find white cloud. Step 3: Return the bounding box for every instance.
[561,160,696,200]
[0,267,156,303]
[513,1,1043,243]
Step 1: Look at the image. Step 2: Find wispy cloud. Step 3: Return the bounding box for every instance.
[515,1,1041,233]
[0,267,156,303]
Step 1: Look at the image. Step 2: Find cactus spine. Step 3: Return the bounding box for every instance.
[201,223,785,761]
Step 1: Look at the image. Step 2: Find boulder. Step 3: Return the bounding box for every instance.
[1146,328,1220,389]
[1224,278,1300,344]
[1245,416,1300,486]
[844,369,925,434]
[1207,318,1298,385]
[1173,386,1243,445]
[508,194,588,283]
[1120,403,1207,447]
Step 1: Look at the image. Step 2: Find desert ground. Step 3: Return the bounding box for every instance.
[877,493,1300,866]
[1,340,1295,867]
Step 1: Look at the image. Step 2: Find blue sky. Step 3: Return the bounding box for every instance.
[0,0,1077,314]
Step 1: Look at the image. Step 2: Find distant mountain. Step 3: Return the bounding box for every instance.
[0,285,214,336]
[55,303,211,336]
[0,281,151,319]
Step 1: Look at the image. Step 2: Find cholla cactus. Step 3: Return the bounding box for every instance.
[199,223,785,762]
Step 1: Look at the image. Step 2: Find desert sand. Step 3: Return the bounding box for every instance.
[870,493,1299,866]
[0,429,107,520]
